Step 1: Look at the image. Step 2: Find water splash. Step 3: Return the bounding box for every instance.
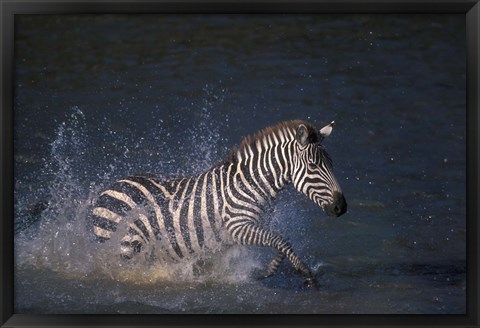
[15,92,261,288]
[189,84,229,168]
[42,107,89,222]
[15,107,95,276]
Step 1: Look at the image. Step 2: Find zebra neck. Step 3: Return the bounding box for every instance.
[231,144,291,201]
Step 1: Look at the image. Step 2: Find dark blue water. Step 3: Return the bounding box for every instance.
[14,14,466,314]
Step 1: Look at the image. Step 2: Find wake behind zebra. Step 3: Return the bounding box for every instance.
[88,120,347,287]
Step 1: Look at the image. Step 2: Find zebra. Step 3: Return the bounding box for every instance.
[88,120,347,287]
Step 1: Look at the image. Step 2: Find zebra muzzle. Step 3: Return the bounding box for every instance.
[325,192,347,217]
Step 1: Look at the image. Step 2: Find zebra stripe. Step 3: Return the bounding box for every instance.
[89,120,347,287]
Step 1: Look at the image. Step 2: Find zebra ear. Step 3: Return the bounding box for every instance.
[319,121,335,139]
[295,124,310,146]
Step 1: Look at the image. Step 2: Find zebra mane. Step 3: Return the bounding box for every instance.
[224,120,319,164]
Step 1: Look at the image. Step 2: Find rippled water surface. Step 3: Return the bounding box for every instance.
[14,14,466,314]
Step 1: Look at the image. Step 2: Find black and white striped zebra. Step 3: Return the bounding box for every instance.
[88,120,347,287]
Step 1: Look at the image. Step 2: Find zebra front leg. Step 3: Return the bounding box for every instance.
[264,252,285,277]
[231,222,318,288]
[252,251,285,280]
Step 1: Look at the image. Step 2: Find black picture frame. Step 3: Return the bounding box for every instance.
[1,1,479,327]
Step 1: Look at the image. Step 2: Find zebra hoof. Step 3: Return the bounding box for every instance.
[250,268,272,281]
[303,277,319,290]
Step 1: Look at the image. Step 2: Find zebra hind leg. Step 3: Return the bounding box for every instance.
[120,234,144,260]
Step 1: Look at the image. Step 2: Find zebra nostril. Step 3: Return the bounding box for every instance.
[330,192,347,217]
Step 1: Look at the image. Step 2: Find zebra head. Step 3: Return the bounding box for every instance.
[291,121,347,217]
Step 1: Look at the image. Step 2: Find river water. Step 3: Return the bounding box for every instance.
[13,14,466,314]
